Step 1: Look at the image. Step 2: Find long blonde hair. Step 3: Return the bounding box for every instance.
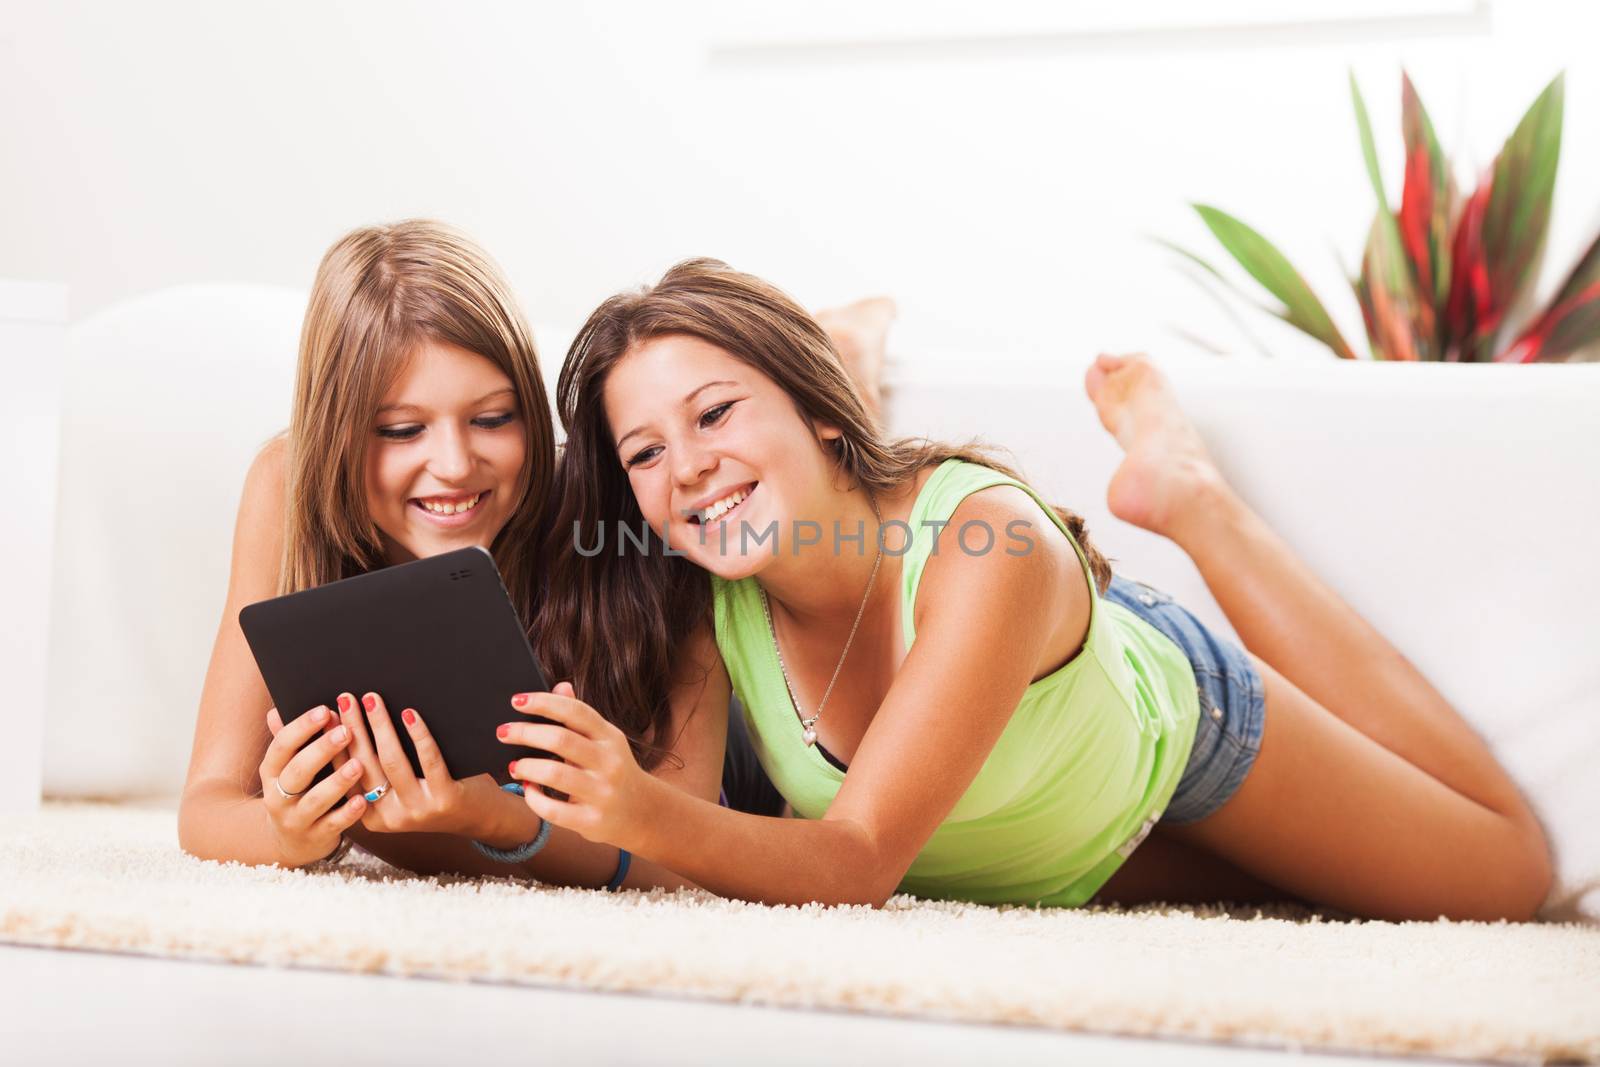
[282,220,555,624]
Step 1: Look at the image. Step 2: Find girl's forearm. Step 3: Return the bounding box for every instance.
[178,782,302,867]
[631,778,889,907]
[347,822,604,882]
[361,825,701,889]
[179,780,697,890]
[346,797,694,887]
[476,781,698,888]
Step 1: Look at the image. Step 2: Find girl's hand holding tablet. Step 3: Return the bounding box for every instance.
[261,703,367,866]
[333,690,540,848]
[501,682,660,850]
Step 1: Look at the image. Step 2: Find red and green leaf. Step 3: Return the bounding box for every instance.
[1192,204,1360,359]
[1155,237,1280,316]
[1500,229,1600,362]
[1539,293,1600,361]
[1356,214,1424,360]
[1157,238,1283,358]
[1398,72,1455,321]
[1350,74,1409,283]
[1444,176,1494,360]
[1349,73,1432,358]
[1174,71,1578,364]
[1478,74,1564,347]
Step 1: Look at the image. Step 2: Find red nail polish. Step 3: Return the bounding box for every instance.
[508,760,520,778]
[362,693,376,711]
[512,694,527,708]
[338,694,352,713]
[402,709,416,726]
[496,724,509,739]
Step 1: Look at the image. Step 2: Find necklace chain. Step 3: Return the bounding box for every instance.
[759,503,884,748]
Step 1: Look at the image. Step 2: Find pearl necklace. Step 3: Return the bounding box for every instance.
[758,505,884,748]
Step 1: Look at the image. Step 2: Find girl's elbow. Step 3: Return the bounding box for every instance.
[175,782,244,863]
[862,874,901,909]
[831,825,902,908]
[835,881,896,909]
[809,885,893,909]
[175,797,211,860]
[851,851,906,909]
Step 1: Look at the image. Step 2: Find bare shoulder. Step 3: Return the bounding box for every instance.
[934,484,1070,576]
[229,435,290,600]
[892,464,1071,606]
[242,434,288,513]
[914,483,1090,666]
[186,438,289,800]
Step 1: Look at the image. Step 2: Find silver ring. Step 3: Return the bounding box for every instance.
[363,782,391,804]
[273,776,306,800]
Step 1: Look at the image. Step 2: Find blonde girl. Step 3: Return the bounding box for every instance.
[182,222,706,887]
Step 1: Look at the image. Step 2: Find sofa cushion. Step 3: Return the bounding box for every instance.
[46,284,306,800]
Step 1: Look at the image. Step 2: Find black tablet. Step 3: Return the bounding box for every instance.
[239,546,551,786]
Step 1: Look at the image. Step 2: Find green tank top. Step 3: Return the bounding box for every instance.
[711,459,1200,907]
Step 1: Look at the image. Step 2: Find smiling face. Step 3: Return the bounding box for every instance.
[365,338,528,563]
[603,334,843,580]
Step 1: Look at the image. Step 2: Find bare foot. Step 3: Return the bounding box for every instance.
[1084,353,1229,540]
[817,296,896,421]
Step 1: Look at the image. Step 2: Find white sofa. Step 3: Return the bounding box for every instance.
[46,284,1600,923]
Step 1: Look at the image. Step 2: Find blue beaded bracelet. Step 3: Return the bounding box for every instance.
[470,783,551,864]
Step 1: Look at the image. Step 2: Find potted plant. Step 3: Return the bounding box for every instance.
[1168,72,1600,363]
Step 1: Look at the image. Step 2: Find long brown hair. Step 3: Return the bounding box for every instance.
[282,220,555,625]
[542,258,1111,766]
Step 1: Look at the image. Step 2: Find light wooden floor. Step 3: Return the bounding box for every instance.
[0,944,1456,1066]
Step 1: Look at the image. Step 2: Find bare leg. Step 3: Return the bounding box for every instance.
[1084,353,1551,919]
[1084,353,1538,824]
[817,296,896,423]
[1171,657,1549,920]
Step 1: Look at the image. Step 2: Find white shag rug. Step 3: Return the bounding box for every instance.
[3,803,1597,1064]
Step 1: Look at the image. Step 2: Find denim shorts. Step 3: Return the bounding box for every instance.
[1103,575,1267,825]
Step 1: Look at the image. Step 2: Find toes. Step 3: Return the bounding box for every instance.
[1095,352,1130,372]
[856,295,898,326]
[1085,360,1108,401]
[818,296,897,346]
[1086,352,1131,401]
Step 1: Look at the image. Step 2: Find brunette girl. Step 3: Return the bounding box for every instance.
[500,258,1552,921]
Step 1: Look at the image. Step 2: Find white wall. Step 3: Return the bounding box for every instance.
[3,0,1597,364]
